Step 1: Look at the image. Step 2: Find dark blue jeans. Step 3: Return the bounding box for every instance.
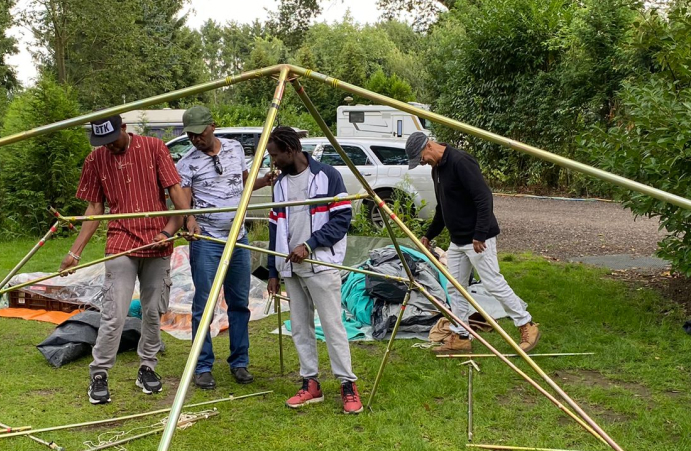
[189,236,251,373]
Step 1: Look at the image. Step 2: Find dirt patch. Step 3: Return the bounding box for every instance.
[493,195,691,312]
[30,388,60,397]
[157,376,180,407]
[554,369,652,401]
[496,385,539,407]
[494,196,664,261]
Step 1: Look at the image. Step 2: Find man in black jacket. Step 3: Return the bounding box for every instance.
[405,132,540,353]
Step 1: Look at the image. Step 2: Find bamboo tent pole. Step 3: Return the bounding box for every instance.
[0,421,62,450]
[467,445,582,451]
[0,66,283,149]
[0,236,178,295]
[0,426,31,434]
[189,234,410,283]
[288,64,691,212]
[57,194,370,224]
[289,67,624,451]
[436,353,595,359]
[0,221,62,291]
[366,289,414,411]
[157,66,291,451]
[0,392,271,441]
[468,364,474,442]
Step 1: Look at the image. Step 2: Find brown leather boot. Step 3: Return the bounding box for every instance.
[432,333,472,354]
[518,322,540,352]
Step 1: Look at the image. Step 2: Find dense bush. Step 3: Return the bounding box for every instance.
[583,2,691,274]
[0,77,91,236]
[426,0,640,192]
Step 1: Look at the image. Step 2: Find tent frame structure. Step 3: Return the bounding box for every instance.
[3,63,686,451]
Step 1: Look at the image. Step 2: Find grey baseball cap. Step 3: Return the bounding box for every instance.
[405,131,429,169]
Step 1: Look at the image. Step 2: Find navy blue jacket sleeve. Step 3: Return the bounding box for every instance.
[305,167,351,250]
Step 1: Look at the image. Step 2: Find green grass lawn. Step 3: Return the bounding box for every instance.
[1,237,690,451]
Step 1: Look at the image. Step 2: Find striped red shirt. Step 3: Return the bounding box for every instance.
[76,134,181,258]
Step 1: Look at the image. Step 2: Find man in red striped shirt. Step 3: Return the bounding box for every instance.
[60,114,187,404]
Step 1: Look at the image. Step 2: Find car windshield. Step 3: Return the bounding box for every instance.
[168,138,193,162]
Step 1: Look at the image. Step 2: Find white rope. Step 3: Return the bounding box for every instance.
[82,409,217,450]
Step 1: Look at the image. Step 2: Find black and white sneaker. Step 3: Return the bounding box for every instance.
[136,365,163,394]
[88,372,111,405]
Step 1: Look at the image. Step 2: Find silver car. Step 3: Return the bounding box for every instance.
[248,137,436,226]
[166,126,308,162]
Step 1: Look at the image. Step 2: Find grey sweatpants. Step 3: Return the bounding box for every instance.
[284,269,357,383]
[89,255,171,377]
[446,237,531,336]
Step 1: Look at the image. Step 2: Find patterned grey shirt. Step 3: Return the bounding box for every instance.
[176,138,247,240]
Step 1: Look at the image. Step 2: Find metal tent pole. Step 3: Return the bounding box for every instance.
[0,66,283,149]
[0,221,62,291]
[289,66,623,451]
[156,66,291,451]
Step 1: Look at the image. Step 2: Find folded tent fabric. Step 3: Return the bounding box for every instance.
[36,311,144,367]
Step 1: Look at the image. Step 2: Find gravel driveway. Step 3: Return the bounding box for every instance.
[492,195,666,261]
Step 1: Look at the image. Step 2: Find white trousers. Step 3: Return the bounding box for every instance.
[446,237,531,335]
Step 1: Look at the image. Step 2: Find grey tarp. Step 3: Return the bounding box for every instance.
[36,311,143,368]
[364,247,447,339]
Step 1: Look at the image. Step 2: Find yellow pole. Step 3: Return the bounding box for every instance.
[290,75,618,450]
[288,64,691,212]
[0,66,283,148]
[157,65,291,451]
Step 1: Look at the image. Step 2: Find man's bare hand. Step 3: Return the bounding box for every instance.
[151,233,171,249]
[267,278,280,297]
[59,254,79,276]
[473,239,486,253]
[420,236,431,249]
[184,217,201,241]
[286,244,309,263]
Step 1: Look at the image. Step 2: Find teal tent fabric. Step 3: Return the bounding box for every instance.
[284,316,366,341]
[282,245,451,341]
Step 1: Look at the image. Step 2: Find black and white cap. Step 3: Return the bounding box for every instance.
[89,115,123,146]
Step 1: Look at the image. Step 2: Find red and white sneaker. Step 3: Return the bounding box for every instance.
[341,381,363,414]
[286,378,324,408]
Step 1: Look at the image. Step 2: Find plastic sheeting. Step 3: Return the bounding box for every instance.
[4,246,276,340]
[160,246,273,340]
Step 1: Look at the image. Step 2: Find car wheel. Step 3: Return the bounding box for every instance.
[366,189,394,230]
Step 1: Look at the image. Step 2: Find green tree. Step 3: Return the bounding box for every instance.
[0,0,18,93]
[267,0,323,50]
[426,0,640,189]
[365,68,415,102]
[378,0,453,29]
[289,17,422,126]
[0,76,91,235]
[25,0,204,110]
[582,1,691,274]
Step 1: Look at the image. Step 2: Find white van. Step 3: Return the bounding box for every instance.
[336,103,433,139]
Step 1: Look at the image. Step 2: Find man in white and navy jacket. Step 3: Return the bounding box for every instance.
[266,126,363,415]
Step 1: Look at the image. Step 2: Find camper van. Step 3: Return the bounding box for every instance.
[336,103,433,139]
[120,109,186,139]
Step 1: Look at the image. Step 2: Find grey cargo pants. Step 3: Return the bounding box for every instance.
[89,255,171,377]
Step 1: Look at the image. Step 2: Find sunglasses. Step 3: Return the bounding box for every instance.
[211,154,223,175]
